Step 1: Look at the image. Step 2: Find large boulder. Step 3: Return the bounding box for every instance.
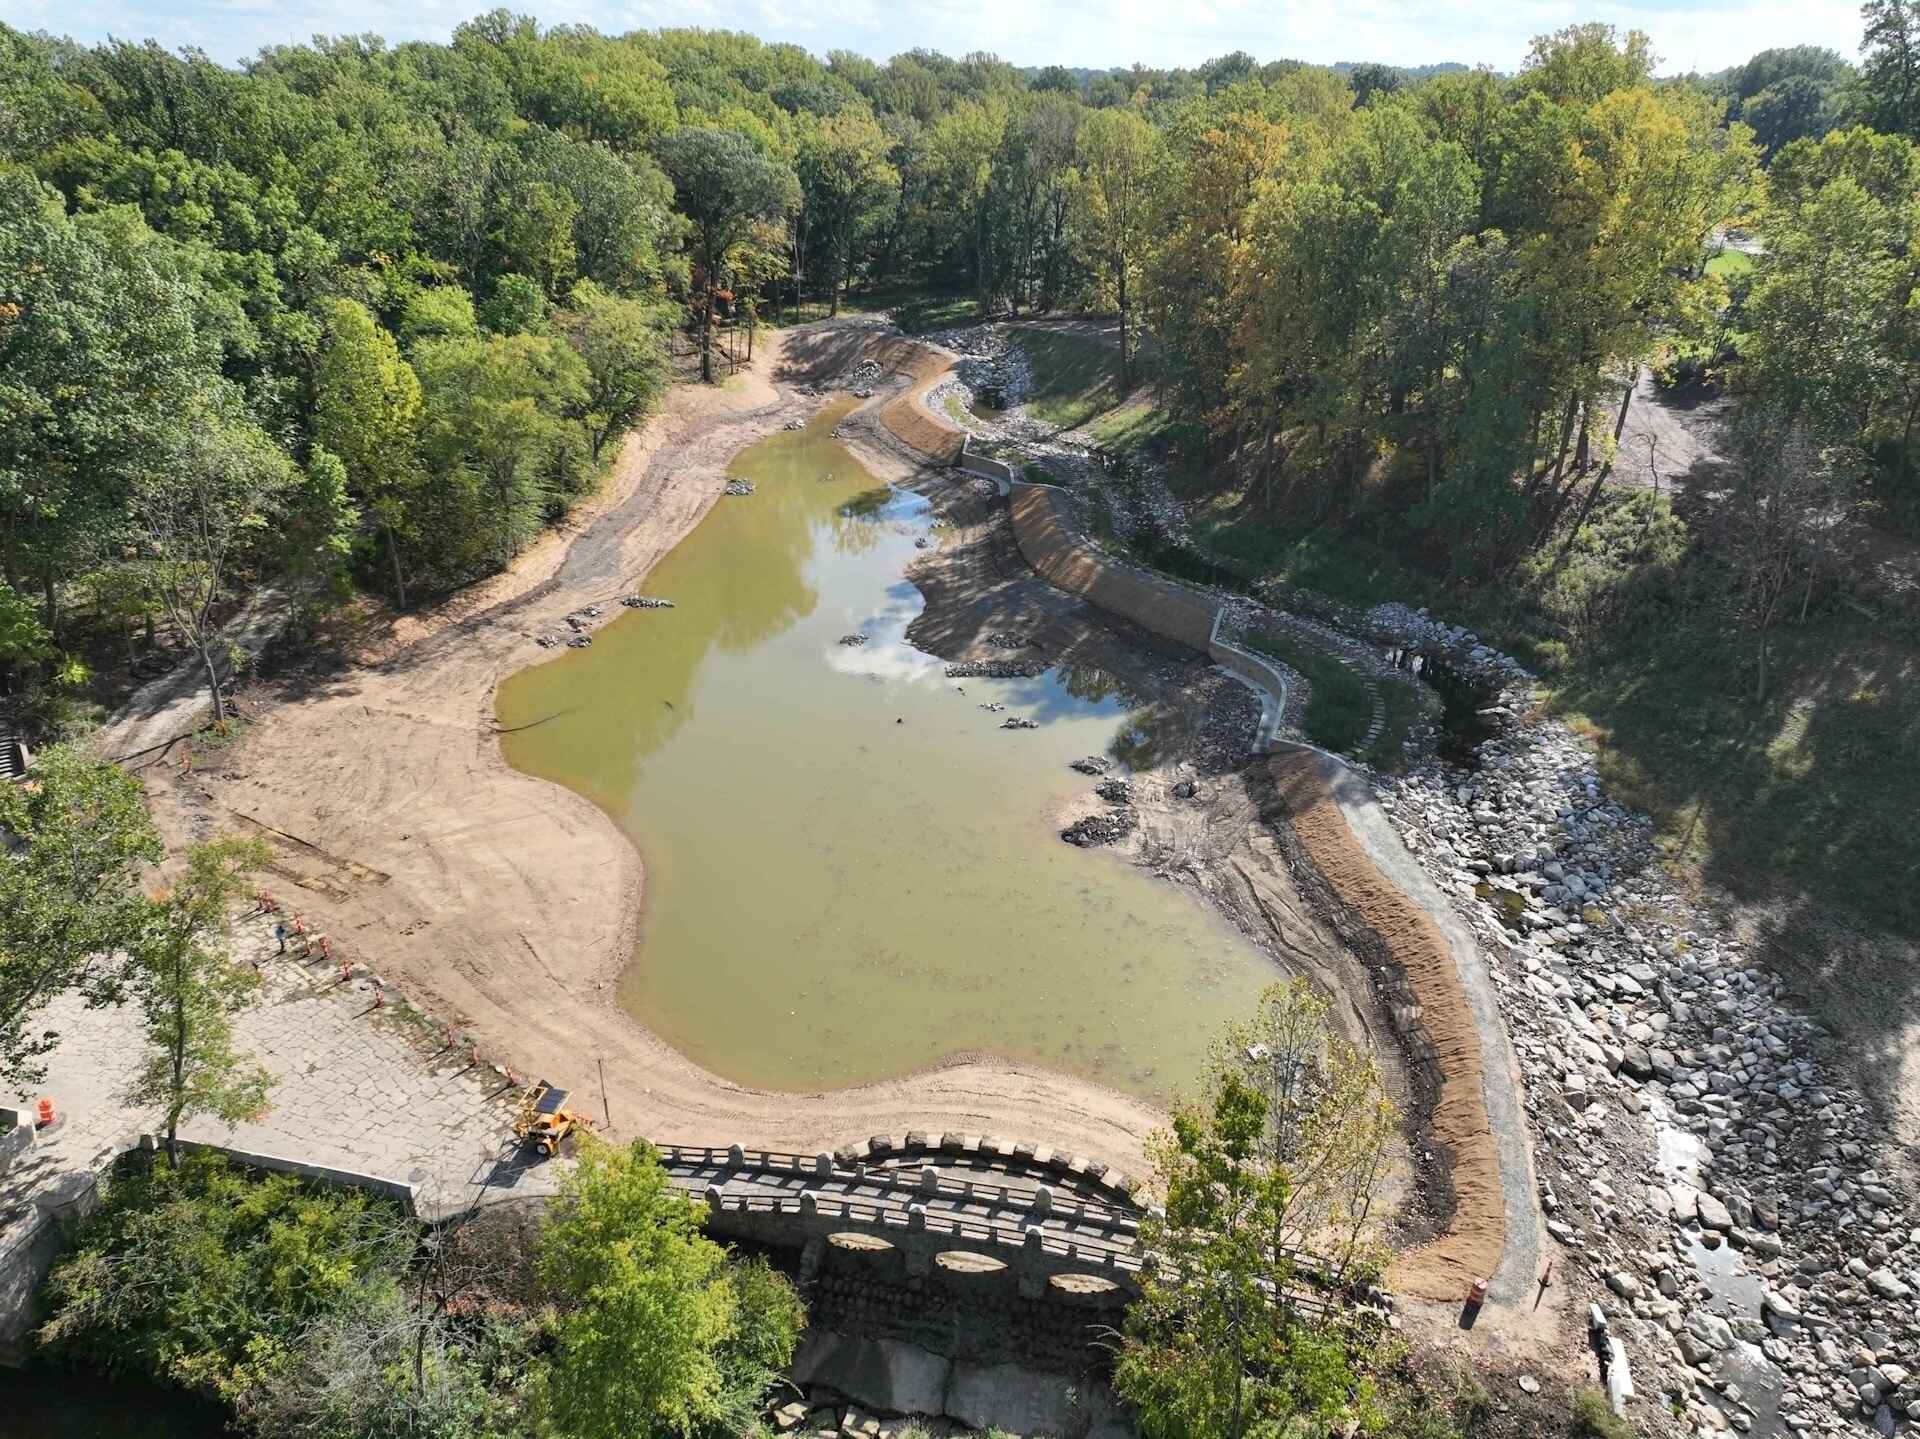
[1685,1310,1736,1352]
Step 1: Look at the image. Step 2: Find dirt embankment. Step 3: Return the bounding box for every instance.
[1269,751,1506,1302]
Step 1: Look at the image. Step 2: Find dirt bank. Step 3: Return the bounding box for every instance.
[1269,750,1507,1302]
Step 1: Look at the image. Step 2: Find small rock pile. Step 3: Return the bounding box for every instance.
[947,660,1046,679]
[1000,717,1039,731]
[1070,756,1110,776]
[1061,809,1136,847]
[725,479,756,496]
[839,633,868,647]
[622,595,675,609]
[1094,778,1133,805]
[1364,602,1532,689]
[838,358,882,399]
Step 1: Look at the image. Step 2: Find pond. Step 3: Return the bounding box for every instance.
[496,399,1273,1099]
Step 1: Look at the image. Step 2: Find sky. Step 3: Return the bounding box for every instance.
[0,0,1864,77]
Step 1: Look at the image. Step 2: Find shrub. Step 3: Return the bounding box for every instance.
[1570,1388,1634,1439]
[37,1152,413,1405]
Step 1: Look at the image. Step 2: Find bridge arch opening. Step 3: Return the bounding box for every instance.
[1049,1272,1122,1296]
[934,1251,1007,1275]
[827,1232,895,1253]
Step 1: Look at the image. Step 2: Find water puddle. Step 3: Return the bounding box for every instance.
[496,399,1273,1097]
[1654,1104,1788,1436]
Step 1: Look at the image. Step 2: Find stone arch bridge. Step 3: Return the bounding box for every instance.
[656,1132,1352,1318]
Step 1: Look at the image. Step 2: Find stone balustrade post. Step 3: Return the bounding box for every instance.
[1017,1225,1047,1299]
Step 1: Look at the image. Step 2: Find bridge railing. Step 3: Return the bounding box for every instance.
[660,1144,1142,1236]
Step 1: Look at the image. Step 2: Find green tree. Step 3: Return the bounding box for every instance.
[125,836,275,1163]
[281,447,361,632]
[482,273,550,335]
[927,97,1009,316]
[39,1152,414,1407]
[0,577,51,667]
[535,1138,804,1439]
[1115,980,1396,1439]
[1862,0,1920,137]
[557,280,672,461]
[130,404,297,726]
[655,127,797,382]
[797,110,898,314]
[0,745,161,1085]
[415,332,591,569]
[0,170,209,637]
[399,286,480,346]
[1073,107,1162,391]
[313,298,425,608]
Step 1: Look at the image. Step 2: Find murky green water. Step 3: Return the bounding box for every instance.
[497,401,1271,1098]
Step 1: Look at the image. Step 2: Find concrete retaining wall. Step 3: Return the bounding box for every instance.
[144,1135,422,1213]
[1008,485,1219,654]
[958,436,1016,494]
[0,1150,102,1367]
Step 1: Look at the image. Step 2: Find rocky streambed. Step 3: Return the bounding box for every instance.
[1365,608,1918,1438]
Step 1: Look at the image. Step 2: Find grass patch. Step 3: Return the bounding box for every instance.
[1541,610,1920,940]
[1085,397,1188,456]
[1569,1390,1634,1439]
[1706,248,1755,279]
[1008,326,1129,429]
[1244,624,1375,756]
[1193,511,1437,613]
[840,284,979,334]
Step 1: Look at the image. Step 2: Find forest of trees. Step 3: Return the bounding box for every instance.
[1,13,1916,722]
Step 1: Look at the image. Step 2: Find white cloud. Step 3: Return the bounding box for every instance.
[10,0,1863,72]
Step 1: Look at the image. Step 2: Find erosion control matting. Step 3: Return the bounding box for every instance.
[870,335,966,464]
[1269,750,1507,1301]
